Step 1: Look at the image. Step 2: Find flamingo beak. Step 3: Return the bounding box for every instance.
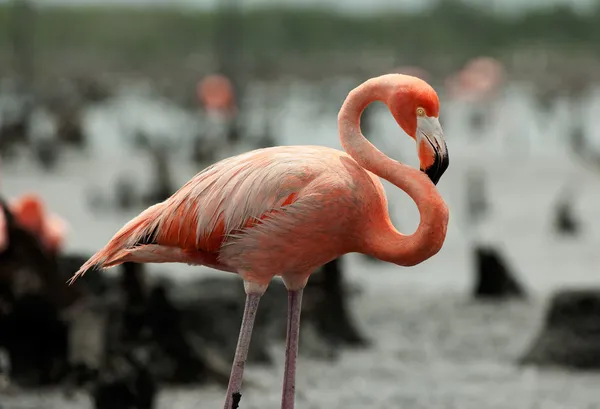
[416,116,449,185]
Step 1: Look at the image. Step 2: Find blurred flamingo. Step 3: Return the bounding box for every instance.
[446,56,504,102]
[9,193,68,255]
[196,73,237,118]
[0,208,7,253]
[195,73,241,149]
[69,74,450,409]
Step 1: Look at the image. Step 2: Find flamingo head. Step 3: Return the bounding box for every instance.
[388,75,449,185]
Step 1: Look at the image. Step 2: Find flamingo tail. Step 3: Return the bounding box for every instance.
[68,203,164,285]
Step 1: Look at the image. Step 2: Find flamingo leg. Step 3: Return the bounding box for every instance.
[281,288,304,409]
[223,282,265,409]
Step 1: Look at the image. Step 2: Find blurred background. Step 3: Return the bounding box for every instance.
[1,0,600,408]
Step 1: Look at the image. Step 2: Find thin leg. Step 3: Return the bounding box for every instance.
[223,282,265,409]
[281,288,304,409]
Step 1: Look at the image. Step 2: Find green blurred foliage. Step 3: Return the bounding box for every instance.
[1,0,599,65]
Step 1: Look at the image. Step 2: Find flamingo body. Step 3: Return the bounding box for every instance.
[74,146,388,289]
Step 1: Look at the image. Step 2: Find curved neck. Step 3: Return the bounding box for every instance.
[337,75,449,266]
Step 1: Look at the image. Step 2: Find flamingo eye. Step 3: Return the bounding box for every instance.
[416,107,426,116]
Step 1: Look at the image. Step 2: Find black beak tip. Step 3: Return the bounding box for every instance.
[422,167,441,185]
[421,152,449,186]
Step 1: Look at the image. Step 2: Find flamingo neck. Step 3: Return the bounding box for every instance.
[337,75,449,266]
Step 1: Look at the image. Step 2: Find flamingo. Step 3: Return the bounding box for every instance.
[68,74,450,409]
[0,206,7,253]
[445,56,504,102]
[9,193,68,255]
[197,73,237,118]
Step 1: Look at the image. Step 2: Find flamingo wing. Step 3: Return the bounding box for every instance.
[152,147,318,252]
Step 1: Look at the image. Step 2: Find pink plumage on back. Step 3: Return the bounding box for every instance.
[155,147,318,247]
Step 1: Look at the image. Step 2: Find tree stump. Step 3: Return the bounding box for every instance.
[553,199,580,237]
[520,289,600,369]
[472,245,527,300]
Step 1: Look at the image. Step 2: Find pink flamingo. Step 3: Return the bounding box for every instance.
[446,56,504,102]
[197,73,237,118]
[0,207,7,253]
[9,193,68,254]
[69,74,450,409]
